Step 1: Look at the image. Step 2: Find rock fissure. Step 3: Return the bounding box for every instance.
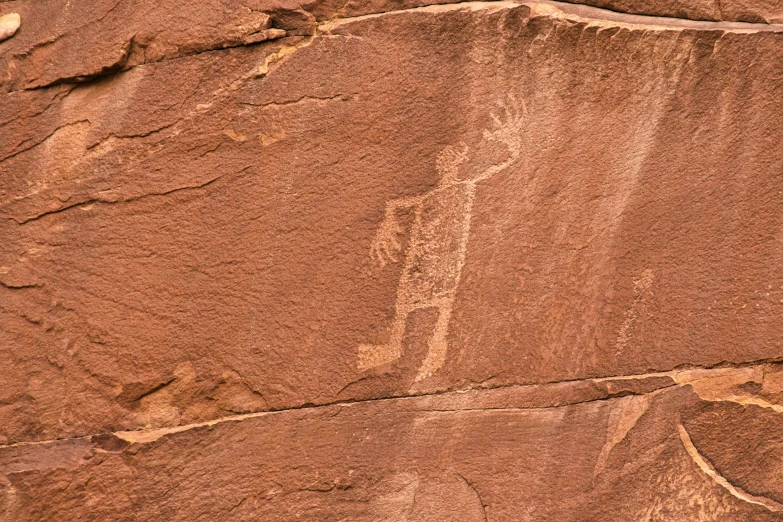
[455,472,489,522]
[6,0,783,98]
[10,166,247,225]
[0,119,91,164]
[1,361,780,451]
[24,37,135,90]
[241,93,347,109]
[0,281,41,290]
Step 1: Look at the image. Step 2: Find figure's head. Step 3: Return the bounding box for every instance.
[436,142,469,185]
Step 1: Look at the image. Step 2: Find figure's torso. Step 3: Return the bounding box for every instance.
[398,182,475,307]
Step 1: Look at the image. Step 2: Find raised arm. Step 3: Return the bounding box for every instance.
[473,97,525,183]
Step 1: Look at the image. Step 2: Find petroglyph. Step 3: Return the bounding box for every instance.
[358,99,525,381]
[677,423,783,512]
[615,268,654,355]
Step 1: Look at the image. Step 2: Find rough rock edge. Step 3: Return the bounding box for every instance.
[8,0,783,95]
[0,12,19,43]
[677,423,783,512]
[18,28,290,92]
[3,0,783,445]
[4,0,783,219]
[328,0,783,32]
[0,360,780,452]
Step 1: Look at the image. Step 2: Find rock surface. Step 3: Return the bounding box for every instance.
[4,368,783,520]
[570,0,783,23]
[2,0,783,519]
[0,13,20,43]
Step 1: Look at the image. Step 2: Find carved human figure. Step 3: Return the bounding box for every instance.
[358,100,525,381]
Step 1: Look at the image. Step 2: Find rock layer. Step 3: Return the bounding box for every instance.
[0,13,20,44]
[1,0,781,95]
[570,0,783,23]
[2,0,782,519]
[3,364,783,520]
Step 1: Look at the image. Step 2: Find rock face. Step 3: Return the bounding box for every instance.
[0,13,20,43]
[571,0,783,23]
[2,0,783,519]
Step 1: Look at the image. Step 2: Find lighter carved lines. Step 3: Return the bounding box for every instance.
[358,98,526,383]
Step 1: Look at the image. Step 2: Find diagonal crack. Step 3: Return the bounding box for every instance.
[455,471,489,521]
[2,358,782,450]
[0,119,90,164]
[10,164,249,225]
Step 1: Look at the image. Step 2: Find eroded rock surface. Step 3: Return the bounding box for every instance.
[1,0,782,519]
[569,0,783,23]
[3,366,783,520]
[0,13,20,43]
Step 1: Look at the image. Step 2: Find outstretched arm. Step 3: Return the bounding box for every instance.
[369,195,423,267]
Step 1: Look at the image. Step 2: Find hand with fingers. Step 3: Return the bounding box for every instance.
[482,95,526,156]
[369,209,404,267]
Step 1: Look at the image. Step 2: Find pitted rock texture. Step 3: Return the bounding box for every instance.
[4,366,783,520]
[2,0,783,519]
[568,0,783,23]
[1,0,781,94]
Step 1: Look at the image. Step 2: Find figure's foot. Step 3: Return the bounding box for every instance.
[357,343,401,371]
[413,338,448,382]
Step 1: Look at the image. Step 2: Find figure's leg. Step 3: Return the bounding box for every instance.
[358,207,424,371]
[357,305,408,370]
[414,303,453,382]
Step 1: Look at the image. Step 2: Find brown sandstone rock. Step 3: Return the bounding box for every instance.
[569,0,783,23]
[0,0,292,91]
[2,378,783,520]
[1,0,783,519]
[4,0,783,444]
[0,13,20,44]
[2,0,781,96]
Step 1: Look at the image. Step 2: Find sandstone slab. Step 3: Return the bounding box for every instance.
[2,3,783,519]
[0,13,20,43]
[2,1,783,446]
[571,0,783,23]
[2,367,783,520]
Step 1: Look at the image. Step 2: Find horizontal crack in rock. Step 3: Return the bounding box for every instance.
[323,0,783,32]
[2,359,781,450]
[9,167,244,225]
